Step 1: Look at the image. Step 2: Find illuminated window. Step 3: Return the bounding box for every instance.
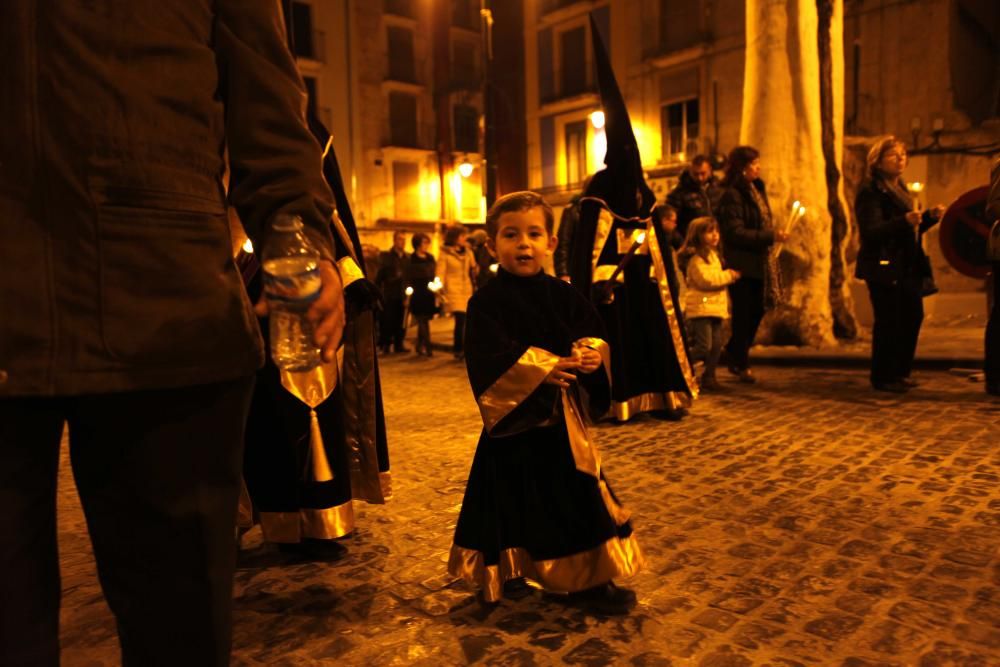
[564,120,588,186]
[393,161,421,219]
[660,98,699,160]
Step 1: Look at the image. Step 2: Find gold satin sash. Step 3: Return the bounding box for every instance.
[280,362,338,482]
[477,346,561,432]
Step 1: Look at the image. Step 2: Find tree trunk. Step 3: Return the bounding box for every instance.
[741,0,849,346]
[817,0,858,340]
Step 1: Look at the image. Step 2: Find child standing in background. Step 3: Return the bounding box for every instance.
[682,217,740,390]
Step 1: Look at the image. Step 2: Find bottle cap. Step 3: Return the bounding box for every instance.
[272,214,304,232]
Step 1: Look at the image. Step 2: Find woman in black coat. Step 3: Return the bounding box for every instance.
[855,136,944,393]
[405,233,438,356]
[716,146,788,383]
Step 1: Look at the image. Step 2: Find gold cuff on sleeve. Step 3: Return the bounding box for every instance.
[336,256,365,288]
[477,346,561,432]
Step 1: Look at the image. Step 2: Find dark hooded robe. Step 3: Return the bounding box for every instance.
[238,14,390,541]
[567,16,697,422]
[448,269,642,601]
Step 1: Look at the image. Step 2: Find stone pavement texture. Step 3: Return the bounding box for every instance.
[56,359,1000,666]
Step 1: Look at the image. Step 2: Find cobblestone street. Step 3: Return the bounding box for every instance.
[58,356,1000,666]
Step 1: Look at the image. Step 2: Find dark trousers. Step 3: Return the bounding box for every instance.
[0,377,254,667]
[688,316,724,377]
[415,316,432,353]
[378,297,406,350]
[866,280,924,386]
[725,277,765,370]
[453,311,467,353]
[986,264,999,388]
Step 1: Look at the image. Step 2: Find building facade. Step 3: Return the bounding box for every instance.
[288,0,488,252]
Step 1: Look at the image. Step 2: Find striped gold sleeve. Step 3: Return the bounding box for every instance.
[477,347,562,432]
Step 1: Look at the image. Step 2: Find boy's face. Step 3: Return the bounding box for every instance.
[488,207,556,277]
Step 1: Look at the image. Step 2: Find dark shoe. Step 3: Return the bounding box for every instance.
[898,378,919,388]
[502,577,535,600]
[394,345,410,354]
[379,345,392,355]
[650,408,684,421]
[277,539,349,562]
[565,582,637,615]
[728,366,756,384]
[873,381,908,394]
[700,374,721,391]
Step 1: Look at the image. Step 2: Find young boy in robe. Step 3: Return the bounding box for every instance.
[447,191,642,614]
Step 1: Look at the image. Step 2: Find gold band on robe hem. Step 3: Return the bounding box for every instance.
[448,533,643,603]
[259,502,356,543]
[477,346,561,432]
[645,223,699,398]
[611,391,691,422]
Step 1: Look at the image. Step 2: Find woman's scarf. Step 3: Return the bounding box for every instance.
[875,172,916,212]
[746,182,784,309]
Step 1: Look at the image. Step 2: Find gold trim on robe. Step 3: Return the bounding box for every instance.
[379,471,393,500]
[476,346,561,432]
[336,256,365,288]
[591,208,615,275]
[592,264,625,284]
[611,391,691,422]
[448,532,644,603]
[259,501,356,543]
[645,221,699,399]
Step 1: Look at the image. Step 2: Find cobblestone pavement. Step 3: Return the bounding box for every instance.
[58,358,1000,666]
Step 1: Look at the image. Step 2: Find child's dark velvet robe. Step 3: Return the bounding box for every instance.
[448,268,642,601]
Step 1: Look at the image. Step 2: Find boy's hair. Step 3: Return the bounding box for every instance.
[679,216,721,261]
[411,232,430,252]
[443,223,468,246]
[484,191,554,238]
[653,203,677,221]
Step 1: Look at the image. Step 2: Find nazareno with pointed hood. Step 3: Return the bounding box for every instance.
[567,13,697,422]
[237,4,391,546]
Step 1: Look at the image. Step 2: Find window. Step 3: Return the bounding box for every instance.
[559,27,587,98]
[452,40,478,88]
[660,98,699,160]
[453,105,479,153]
[290,1,315,59]
[384,0,414,18]
[659,0,700,53]
[388,92,419,147]
[302,76,318,121]
[387,27,416,83]
[451,0,478,30]
[393,161,421,219]
[564,120,588,186]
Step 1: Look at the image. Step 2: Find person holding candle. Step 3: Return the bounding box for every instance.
[405,233,438,356]
[717,146,789,384]
[855,136,945,393]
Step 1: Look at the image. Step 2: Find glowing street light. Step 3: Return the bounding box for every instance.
[458,160,474,179]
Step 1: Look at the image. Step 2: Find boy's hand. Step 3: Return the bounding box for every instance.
[544,357,582,388]
[575,347,602,374]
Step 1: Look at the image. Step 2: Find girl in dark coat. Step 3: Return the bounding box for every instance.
[855,136,945,393]
[716,146,788,383]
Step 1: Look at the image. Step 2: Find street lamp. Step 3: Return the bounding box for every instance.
[458,158,474,179]
[589,110,605,130]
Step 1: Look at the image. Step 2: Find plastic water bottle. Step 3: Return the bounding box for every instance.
[261,214,323,371]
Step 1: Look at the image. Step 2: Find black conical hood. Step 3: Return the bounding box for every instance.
[585,12,655,220]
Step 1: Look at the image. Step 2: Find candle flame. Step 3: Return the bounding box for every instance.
[908,182,925,193]
[636,232,647,244]
[489,263,499,273]
[242,238,254,253]
[405,286,414,296]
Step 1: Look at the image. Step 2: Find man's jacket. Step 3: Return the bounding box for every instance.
[0,1,336,396]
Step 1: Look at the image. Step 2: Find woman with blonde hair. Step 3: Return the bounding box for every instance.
[855,136,946,393]
[439,223,476,359]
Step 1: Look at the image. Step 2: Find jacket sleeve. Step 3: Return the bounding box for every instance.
[717,189,775,249]
[686,255,735,290]
[855,188,909,244]
[214,1,336,261]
